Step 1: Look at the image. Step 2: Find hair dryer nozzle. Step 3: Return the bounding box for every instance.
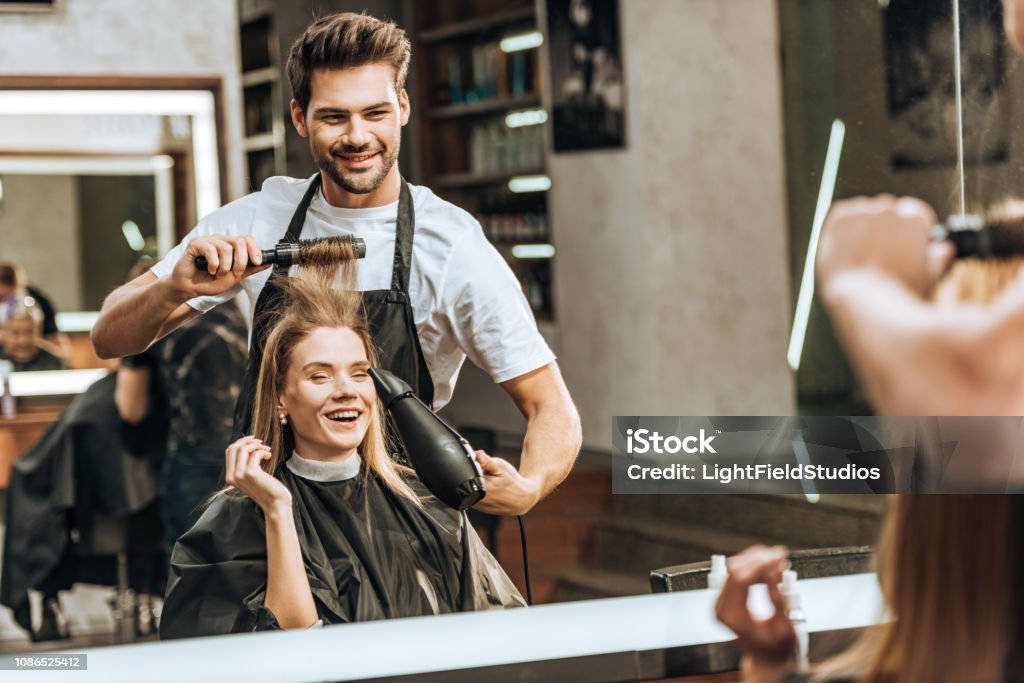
[369,367,416,409]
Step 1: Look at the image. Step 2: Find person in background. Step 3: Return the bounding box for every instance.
[0,298,65,372]
[115,260,249,557]
[0,261,68,361]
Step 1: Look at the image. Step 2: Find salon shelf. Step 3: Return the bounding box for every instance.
[429,169,547,189]
[413,0,555,322]
[419,6,535,44]
[427,94,541,120]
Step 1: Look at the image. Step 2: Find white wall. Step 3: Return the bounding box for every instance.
[444,0,796,451]
[0,0,245,200]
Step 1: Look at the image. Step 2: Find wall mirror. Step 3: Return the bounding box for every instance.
[0,87,222,318]
[781,0,1017,415]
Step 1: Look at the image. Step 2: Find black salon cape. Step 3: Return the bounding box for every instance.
[0,373,166,631]
[160,465,523,639]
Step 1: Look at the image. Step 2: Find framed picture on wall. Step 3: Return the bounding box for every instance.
[884,0,1008,169]
[546,0,625,152]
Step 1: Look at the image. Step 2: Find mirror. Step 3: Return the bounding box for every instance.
[0,156,174,312]
[2,0,1010,661]
[0,89,222,319]
[955,0,1017,210]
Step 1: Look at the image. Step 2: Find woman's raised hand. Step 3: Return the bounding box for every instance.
[715,545,797,683]
[225,436,292,512]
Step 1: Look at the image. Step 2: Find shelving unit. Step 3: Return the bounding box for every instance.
[411,0,555,320]
[238,0,287,191]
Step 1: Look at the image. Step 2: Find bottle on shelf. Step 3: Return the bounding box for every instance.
[1,359,16,419]
[707,554,727,590]
[781,569,809,672]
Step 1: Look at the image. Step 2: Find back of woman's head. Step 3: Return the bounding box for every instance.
[817,496,1023,682]
[248,257,419,503]
[872,496,1022,682]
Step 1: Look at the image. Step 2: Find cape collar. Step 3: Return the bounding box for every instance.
[285,450,361,482]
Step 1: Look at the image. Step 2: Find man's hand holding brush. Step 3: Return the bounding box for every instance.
[173,234,270,299]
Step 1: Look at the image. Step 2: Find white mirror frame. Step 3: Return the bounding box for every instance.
[0,89,221,226]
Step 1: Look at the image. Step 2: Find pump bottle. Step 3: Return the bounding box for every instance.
[0,360,15,419]
[781,569,809,671]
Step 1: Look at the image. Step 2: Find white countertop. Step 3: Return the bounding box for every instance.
[9,368,107,398]
[3,573,883,683]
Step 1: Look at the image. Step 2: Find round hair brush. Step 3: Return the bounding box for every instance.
[933,214,1024,260]
[195,236,366,271]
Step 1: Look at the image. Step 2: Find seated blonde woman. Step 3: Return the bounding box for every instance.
[160,268,522,639]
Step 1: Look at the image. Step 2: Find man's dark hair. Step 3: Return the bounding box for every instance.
[287,12,412,113]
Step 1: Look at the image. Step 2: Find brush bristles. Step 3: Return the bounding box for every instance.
[293,236,361,268]
[950,202,1024,259]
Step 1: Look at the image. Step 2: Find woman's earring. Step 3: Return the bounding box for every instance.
[279,413,288,427]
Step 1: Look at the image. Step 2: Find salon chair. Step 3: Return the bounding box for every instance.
[73,512,136,643]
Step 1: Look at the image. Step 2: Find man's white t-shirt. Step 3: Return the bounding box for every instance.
[151,175,554,410]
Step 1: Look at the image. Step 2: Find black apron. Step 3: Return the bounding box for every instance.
[232,175,434,441]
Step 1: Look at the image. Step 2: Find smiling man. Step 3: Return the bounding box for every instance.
[92,13,580,516]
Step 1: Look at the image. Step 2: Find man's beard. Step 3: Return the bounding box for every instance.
[315,140,400,195]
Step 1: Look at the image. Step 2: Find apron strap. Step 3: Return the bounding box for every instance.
[285,174,323,243]
[390,179,415,297]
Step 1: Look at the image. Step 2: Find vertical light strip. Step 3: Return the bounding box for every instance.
[787,119,846,372]
[153,157,175,257]
[952,0,967,216]
[189,91,220,219]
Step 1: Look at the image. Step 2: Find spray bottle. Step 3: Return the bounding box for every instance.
[781,569,809,671]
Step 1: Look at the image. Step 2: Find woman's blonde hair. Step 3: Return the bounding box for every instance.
[238,258,419,503]
[816,496,1022,683]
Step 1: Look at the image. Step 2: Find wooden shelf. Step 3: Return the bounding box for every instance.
[414,2,554,321]
[242,67,278,88]
[419,6,535,44]
[430,169,547,190]
[428,94,541,120]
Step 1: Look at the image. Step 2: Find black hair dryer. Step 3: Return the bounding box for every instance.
[369,368,485,510]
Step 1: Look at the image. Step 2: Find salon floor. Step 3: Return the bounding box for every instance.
[0,489,159,654]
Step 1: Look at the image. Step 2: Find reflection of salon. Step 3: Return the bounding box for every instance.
[0,1,1019,682]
